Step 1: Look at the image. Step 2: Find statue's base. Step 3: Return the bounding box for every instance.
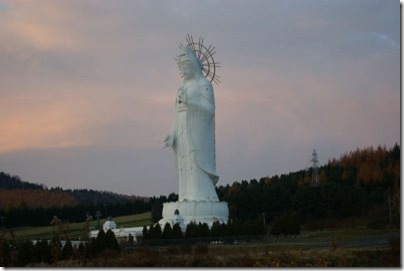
[158,200,229,231]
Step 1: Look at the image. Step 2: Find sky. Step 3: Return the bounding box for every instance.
[0,0,400,197]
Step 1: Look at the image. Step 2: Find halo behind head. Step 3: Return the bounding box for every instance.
[176,34,221,84]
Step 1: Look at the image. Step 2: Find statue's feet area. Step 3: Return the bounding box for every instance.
[159,200,229,229]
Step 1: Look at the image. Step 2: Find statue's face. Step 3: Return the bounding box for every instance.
[179,55,193,79]
[179,47,202,80]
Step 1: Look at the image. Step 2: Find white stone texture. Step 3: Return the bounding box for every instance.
[161,46,229,228]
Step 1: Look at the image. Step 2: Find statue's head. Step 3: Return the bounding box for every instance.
[179,47,203,80]
[177,35,220,84]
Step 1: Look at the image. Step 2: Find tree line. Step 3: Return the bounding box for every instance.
[215,144,400,230]
[0,172,148,209]
[0,144,400,230]
[0,173,165,227]
[143,219,266,241]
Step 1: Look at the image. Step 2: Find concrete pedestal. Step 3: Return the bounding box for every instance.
[159,200,229,231]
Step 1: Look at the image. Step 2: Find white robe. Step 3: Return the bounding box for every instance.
[170,77,219,202]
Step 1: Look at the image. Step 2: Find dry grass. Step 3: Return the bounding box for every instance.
[28,244,400,267]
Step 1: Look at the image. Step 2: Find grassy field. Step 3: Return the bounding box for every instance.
[10,212,152,240]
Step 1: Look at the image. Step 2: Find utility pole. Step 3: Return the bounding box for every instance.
[311,149,319,186]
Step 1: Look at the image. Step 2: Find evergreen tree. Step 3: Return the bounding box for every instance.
[142,225,149,240]
[62,239,74,260]
[34,239,52,264]
[17,239,34,266]
[105,230,120,252]
[96,229,106,248]
[0,240,12,267]
[197,223,210,238]
[172,223,183,239]
[84,241,91,260]
[128,234,135,247]
[185,222,198,238]
[78,242,86,262]
[162,223,173,239]
[149,223,162,239]
[90,229,107,256]
[151,202,163,223]
[210,221,221,237]
[227,220,235,236]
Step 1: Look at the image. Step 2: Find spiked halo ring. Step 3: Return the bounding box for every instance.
[177,34,221,84]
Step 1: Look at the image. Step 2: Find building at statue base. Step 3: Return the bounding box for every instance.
[158,200,229,231]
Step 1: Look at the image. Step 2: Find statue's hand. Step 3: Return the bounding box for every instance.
[178,88,187,105]
[164,134,175,149]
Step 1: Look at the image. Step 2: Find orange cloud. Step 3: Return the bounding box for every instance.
[0,95,93,154]
[0,81,177,154]
[2,0,85,52]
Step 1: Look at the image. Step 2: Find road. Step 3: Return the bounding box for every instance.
[243,232,400,250]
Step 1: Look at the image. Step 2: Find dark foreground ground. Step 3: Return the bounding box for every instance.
[30,231,400,267]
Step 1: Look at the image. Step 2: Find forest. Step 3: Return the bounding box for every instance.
[0,172,161,227]
[0,144,400,230]
[216,144,400,230]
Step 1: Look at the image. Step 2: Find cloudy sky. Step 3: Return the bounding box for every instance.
[0,0,400,197]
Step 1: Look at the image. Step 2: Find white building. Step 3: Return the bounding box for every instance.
[90,217,145,242]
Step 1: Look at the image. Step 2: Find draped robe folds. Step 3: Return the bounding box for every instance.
[170,78,219,202]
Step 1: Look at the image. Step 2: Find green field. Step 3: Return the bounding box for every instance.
[9,212,152,240]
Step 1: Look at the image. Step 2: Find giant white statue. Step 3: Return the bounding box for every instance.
[159,35,229,230]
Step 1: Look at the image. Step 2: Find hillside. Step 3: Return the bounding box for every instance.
[0,172,44,190]
[216,144,400,229]
[0,190,78,210]
[0,172,153,227]
[0,172,148,209]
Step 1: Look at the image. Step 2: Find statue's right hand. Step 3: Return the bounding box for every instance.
[178,88,186,104]
[164,134,174,148]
